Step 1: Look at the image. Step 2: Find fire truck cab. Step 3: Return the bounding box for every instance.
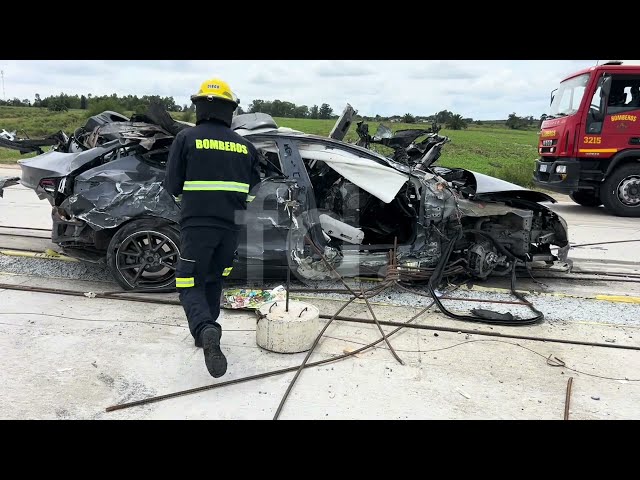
[533,61,640,216]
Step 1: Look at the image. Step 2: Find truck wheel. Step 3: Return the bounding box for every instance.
[106,218,181,291]
[600,163,640,217]
[569,190,602,207]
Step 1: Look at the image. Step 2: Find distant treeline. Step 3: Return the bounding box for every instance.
[0,94,541,130]
[0,93,183,114]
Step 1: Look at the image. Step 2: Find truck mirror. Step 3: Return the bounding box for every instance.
[601,76,612,97]
[550,88,557,106]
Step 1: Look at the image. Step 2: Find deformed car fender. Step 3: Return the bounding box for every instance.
[66,154,180,231]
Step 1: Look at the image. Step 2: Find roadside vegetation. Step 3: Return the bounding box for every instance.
[0,106,540,188]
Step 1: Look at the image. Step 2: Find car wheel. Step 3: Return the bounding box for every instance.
[106,218,180,291]
[569,190,602,207]
[600,164,640,217]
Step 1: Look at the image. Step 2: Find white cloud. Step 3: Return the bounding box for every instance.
[314,60,375,77]
[0,59,615,119]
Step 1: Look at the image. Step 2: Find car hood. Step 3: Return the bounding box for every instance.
[432,167,556,203]
[468,170,555,203]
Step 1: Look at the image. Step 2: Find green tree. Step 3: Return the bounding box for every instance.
[309,105,319,119]
[80,95,87,110]
[88,98,120,116]
[402,113,416,123]
[294,105,309,118]
[446,114,468,130]
[181,104,196,122]
[319,103,333,119]
[506,113,527,130]
[435,110,453,124]
[248,99,266,113]
[48,101,68,112]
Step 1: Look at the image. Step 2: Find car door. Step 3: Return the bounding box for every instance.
[233,138,300,281]
[582,73,640,157]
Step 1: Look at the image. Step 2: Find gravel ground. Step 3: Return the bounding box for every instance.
[0,255,115,284]
[256,278,640,328]
[2,254,639,328]
[290,287,640,327]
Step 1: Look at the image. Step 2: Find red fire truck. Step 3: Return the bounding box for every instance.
[533,60,640,216]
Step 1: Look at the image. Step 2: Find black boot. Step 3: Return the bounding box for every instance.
[195,327,221,347]
[199,327,227,378]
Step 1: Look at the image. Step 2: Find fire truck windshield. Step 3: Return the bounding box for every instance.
[547,73,590,119]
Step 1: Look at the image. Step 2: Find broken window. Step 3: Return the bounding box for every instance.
[295,140,418,248]
[250,140,285,179]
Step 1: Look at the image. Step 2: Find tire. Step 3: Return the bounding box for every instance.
[569,190,602,207]
[600,163,640,217]
[106,218,181,291]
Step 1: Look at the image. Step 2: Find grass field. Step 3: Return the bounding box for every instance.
[0,106,540,187]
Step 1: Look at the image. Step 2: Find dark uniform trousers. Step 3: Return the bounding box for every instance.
[163,118,261,344]
[176,225,239,341]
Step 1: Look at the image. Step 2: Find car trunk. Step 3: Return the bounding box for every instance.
[18,143,120,203]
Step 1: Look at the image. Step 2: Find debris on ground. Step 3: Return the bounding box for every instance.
[222,286,286,310]
[457,388,471,399]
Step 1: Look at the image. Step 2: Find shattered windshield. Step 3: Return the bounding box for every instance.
[548,73,590,118]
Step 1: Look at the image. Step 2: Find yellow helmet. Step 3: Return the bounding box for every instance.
[190,78,239,105]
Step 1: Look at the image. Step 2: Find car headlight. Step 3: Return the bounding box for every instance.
[556,165,567,174]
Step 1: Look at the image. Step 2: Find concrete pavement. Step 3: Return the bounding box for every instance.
[1,275,638,420]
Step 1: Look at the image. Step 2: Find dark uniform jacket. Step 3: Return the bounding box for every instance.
[163,119,261,230]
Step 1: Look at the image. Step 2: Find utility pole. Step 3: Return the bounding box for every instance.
[1,70,5,100]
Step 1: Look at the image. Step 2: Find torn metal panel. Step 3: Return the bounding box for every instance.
[467,170,556,203]
[455,198,535,218]
[272,137,326,251]
[232,113,279,132]
[328,104,356,141]
[85,122,175,150]
[18,146,112,191]
[0,133,64,155]
[236,178,299,263]
[65,181,179,230]
[419,172,459,222]
[0,176,20,198]
[139,101,193,137]
[87,123,153,147]
[66,155,179,230]
[231,113,304,137]
[296,142,409,204]
[83,111,130,130]
[1,129,17,141]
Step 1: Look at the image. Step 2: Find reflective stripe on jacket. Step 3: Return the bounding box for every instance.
[163,119,261,230]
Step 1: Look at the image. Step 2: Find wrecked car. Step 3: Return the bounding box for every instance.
[1,102,570,291]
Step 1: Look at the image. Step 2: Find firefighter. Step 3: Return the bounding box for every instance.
[164,78,261,378]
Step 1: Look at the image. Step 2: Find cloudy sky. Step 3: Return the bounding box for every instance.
[0,60,637,119]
